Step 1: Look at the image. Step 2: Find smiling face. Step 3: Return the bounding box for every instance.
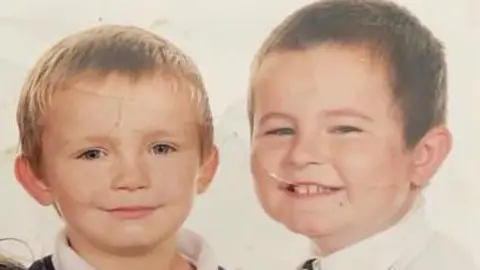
[250,44,420,251]
[16,73,217,255]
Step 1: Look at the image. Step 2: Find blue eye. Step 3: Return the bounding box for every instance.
[330,125,363,134]
[77,149,105,160]
[151,143,176,155]
[265,128,295,136]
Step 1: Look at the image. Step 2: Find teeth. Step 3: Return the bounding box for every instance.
[295,185,309,195]
[286,184,339,196]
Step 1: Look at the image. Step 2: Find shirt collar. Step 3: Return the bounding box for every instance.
[177,228,219,270]
[307,197,434,270]
[53,228,218,270]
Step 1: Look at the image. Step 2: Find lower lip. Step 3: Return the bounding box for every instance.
[107,208,157,219]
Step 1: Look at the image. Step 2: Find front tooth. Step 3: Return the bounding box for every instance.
[295,185,309,195]
[308,185,317,195]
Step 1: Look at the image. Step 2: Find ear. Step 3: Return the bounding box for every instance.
[410,125,452,188]
[14,155,54,206]
[196,146,219,194]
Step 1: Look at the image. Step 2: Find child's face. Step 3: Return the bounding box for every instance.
[23,74,217,254]
[250,45,419,243]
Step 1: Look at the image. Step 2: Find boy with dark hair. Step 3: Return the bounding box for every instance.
[248,0,478,269]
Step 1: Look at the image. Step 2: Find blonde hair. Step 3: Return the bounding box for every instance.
[0,254,25,269]
[17,25,213,172]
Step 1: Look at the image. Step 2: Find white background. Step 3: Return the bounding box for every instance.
[0,0,479,269]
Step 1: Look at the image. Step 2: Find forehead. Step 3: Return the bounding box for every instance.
[44,73,199,137]
[252,44,397,117]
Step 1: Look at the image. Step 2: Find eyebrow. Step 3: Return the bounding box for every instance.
[258,108,373,125]
[323,108,374,122]
[59,129,183,149]
[58,135,112,151]
[258,112,295,125]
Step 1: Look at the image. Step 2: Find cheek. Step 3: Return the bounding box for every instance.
[332,141,413,220]
[45,167,97,222]
[146,155,199,196]
[37,159,97,226]
[42,158,105,207]
[251,138,289,176]
[333,138,410,192]
[250,145,288,214]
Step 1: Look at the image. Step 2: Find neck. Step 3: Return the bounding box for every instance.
[312,191,419,257]
[66,230,192,270]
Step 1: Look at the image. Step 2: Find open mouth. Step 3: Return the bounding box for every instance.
[279,182,343,197]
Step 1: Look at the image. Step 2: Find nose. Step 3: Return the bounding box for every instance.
[287,131,329,168]
[111,156,151,191]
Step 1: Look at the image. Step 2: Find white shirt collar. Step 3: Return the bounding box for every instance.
[177,228,219,270]
[52,228,219,270]
[306,197,434,270]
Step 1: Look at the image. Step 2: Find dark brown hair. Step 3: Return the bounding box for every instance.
[249,0,447,148]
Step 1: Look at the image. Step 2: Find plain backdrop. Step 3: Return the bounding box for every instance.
[0,0,479,269]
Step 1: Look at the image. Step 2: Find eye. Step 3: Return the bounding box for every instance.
[150,143,177,155]
[330,125,363,134]
[264,127,295,136]
[77,149,105,160]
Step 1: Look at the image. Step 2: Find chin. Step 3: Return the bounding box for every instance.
[280,215,338,238]
[100,232,172,256]
[104,241,159,256]
[121,226,175,243]
[96,223,176,250]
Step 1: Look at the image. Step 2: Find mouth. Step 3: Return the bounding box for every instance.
[105,205,159,219]
[279,182,343,197]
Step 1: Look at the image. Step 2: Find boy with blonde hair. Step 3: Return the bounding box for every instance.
[14,25,224,270]
[248,0,478,269]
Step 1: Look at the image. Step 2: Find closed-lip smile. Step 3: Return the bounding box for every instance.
[105,205,159,219]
